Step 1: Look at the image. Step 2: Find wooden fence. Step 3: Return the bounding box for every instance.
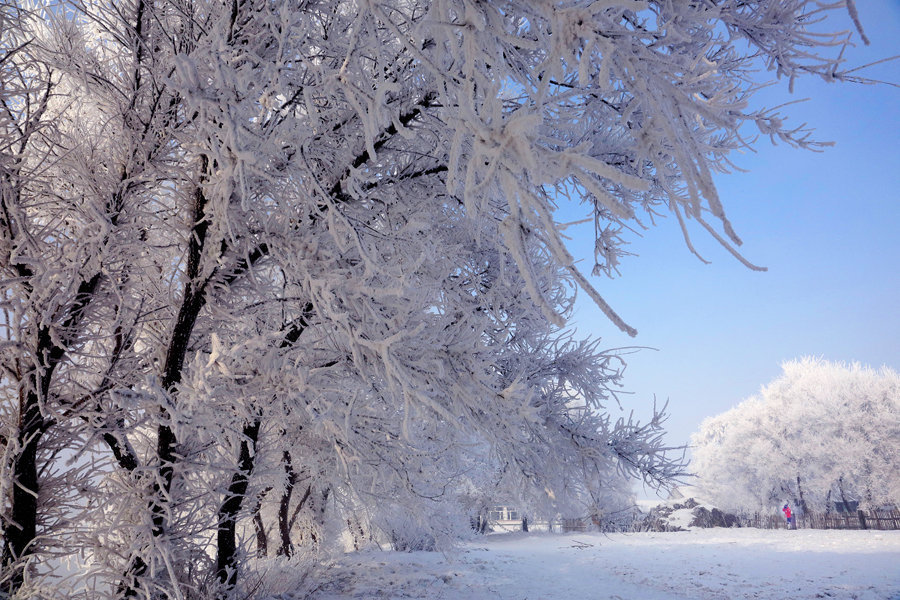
[741,509,900,531]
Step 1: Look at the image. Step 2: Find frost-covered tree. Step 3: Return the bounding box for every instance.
[692,358,900,513]
[0,0,876,597]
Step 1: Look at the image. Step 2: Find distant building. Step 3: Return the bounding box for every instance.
[488,505,523,532]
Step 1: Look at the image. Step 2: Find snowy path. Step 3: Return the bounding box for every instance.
[307,529,900,600]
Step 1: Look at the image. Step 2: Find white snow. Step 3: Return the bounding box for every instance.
[305,529,900,600]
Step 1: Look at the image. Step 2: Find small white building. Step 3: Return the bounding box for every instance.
[488,505,523,532]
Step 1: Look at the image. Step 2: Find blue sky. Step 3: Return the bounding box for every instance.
[561,0,900,490]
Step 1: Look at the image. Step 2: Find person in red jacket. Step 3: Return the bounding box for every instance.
[783,504,796,529]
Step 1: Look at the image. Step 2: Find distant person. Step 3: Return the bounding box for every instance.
[783,504,796,529]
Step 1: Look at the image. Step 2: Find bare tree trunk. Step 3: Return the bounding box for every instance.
[796,475,809,515]
[277,452,298,557]
[216,420,261,593]
[251,489,271,558]
[253,514,268,558]
[120,160,211,599]
[2,388,44,595]
[2,274,100,594]
[0,62,56,598]
[838,476,853,514]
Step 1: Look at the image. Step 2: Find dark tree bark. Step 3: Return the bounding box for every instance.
[216,420,261,591]
[252,495,269,558]
[838,476,854,514]
[277,452,299,557]
[0,71,100,592]
[796,475,809,515]
[3,388,45,595]
[119,157,212,599]
[153,167,212,526]
[215,308,313,587]
[2,274,101,594]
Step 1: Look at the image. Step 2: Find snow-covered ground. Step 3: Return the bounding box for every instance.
[301,529,900,600]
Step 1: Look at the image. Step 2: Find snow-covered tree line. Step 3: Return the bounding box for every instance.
[0,0,871,598]
[692,358,900,514]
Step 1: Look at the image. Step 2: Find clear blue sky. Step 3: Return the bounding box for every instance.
[562,1,900,492]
